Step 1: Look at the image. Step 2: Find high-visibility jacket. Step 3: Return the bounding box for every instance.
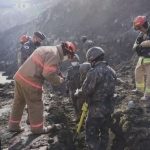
[14,45,64,90]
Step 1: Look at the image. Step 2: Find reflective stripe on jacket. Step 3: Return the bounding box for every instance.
[14,45,64,89]
[137,57,150,65]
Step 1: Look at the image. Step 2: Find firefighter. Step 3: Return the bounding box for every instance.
[133,16,150,100]
[66,54,81,117]
[82,47,116,150]
[8,41,78,134]
[19,31,46,65]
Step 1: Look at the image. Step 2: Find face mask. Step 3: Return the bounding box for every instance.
[63,56,68,61]
[71,62,79,66]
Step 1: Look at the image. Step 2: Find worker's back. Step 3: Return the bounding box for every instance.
[14,45,64,89]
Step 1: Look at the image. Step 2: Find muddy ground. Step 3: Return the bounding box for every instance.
[0,82,86,150]
[1,62,150,150]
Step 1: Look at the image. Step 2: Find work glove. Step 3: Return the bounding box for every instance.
[60,77,65,84]
[140,40,150,48]
[136,33,144,44]
[135,44,143,56]
[74,88,82,98]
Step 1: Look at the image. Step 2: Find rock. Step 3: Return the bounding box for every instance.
[112,102,150,150]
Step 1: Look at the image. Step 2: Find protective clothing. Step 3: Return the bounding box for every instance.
[133,25,150,97]
[9,45,64,134]
[20,39,37,65]
[82,61,116,150]
[66,63,80,116]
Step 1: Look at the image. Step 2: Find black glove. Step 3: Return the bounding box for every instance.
[136,33,144,44]
[135,44,143,56]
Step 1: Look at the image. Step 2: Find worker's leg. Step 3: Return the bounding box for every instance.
[22,86,44,134]
[8,80,26,131]
[135,59,145,92]
[85,117,101,150]
[144,64,150,98]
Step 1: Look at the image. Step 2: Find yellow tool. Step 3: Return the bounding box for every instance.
[76,102,88,134]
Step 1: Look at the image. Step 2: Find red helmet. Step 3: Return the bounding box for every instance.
[133,16,147,30]
[61,41,78,59]
[19,35,30,44]
[65,41,77,52]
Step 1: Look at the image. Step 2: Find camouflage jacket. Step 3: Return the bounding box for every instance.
[82,61,116,117]
[82,61,116,102]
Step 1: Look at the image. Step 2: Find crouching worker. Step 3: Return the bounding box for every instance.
[82,47,117,150]
[74,62,91,119]
[66,54,81,117]
[8,41,78,134]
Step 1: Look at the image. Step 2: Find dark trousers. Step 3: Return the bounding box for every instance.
[85,116,110,150]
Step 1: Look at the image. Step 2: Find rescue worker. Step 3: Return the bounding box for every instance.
[82,47,116,150]
[79,62,91,85]
[19,32,46,124]
[80,35,94,54]
[8,41,78,134]
[74,62,91,119]
[66,54,81,116]
[20,31,46,65]
[132,16,150,100]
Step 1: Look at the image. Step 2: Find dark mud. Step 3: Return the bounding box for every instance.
[0,82,86,150]
[1,63,150,150]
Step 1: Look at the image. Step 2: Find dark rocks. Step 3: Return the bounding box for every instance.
[112,101,150,150]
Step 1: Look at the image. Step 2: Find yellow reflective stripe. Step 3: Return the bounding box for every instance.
[136,83,144,88]
[136,83,144,91]
[143,58,150,64]
[137,57,143,65]
[145,88,150,93]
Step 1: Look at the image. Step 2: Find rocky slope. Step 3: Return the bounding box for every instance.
[1,0,150,68]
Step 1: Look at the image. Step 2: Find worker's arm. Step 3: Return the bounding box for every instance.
[42,56,64,86]
[140,40,150,47]
[82,69,97,97]
[43,70,64,86]
[133,33,144,51]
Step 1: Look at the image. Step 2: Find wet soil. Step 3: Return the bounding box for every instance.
[1,62,150,150]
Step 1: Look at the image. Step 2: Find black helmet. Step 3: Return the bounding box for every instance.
[81,36,87,43]
[86,47,105,62]
[34,31,46,40]
[79,62,91,75]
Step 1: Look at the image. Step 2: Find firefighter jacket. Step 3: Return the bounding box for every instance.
[133,28,150,58]
[14,45,64,90]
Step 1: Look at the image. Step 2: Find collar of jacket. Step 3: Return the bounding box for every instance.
[94,61,108,67]
[56,45,64,61]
